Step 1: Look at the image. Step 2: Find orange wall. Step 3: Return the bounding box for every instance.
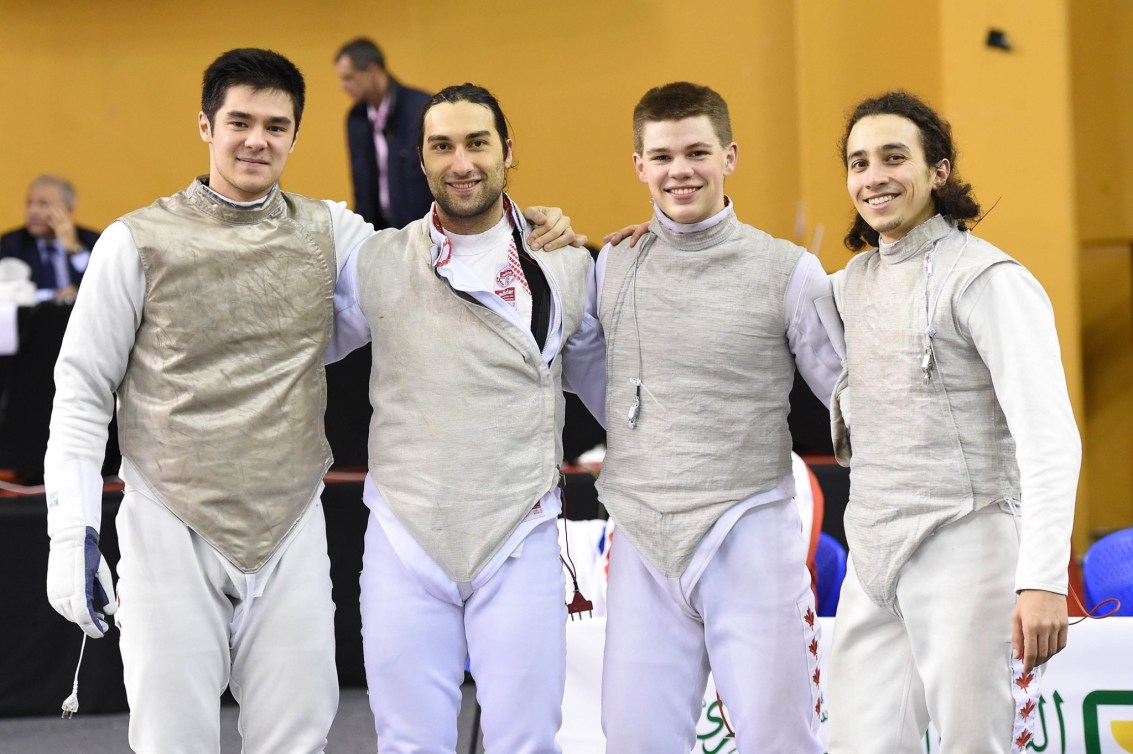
[792,0,943,271]
[1071,1,1133,243]
[937,0,1082,363]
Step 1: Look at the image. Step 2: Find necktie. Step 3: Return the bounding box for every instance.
[368,101,392,224]
[39,240,59,289]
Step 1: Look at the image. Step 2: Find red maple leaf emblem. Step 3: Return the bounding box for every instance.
[804,608,815,627]
[809,638,819,657]
[1019,698,1036,721]
[815,698,822,715]
[1014,729,1032,750]
[1014,671,1035,693]
[812,668,821,686]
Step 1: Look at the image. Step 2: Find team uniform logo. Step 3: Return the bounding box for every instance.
[494,248,529,311]
[497,265,517,290]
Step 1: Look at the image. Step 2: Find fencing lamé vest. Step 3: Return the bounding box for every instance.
[117,179,336,572]
[598,214,802,577]
[355,217,591,582]
[839,215,1021,609]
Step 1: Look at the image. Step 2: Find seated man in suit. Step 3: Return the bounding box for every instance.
[0,175,100,303]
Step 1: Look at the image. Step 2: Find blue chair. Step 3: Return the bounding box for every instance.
[815,532,848,617]
[1083,528,1133,617]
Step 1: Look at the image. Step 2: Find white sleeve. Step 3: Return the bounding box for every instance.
[44,221,145,535]
[561,253,607,428]
[326,242,373,364]
[325,200,378,275]
[785,252,842,408]
[958,263,1081,595]
[325,202,377,365]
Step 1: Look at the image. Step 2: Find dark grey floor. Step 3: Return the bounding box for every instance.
[0,686,485,753]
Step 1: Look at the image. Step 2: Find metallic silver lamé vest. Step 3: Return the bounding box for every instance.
[598,214,801,577]
[355,216,591,582]
[840,215,1021,609]
[117,179,336,572]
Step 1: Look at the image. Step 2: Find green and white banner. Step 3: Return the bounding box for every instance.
[560,617,1133,753]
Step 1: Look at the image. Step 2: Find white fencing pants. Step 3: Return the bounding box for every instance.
[360,512,566,754]
[114,490,338,754]
[602,499,823,753]
[827,504,1024,753]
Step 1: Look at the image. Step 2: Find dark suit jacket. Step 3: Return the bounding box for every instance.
[0,225,101,289]
[346,78,434,230]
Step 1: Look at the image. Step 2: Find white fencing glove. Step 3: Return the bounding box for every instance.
[47,525,117,638]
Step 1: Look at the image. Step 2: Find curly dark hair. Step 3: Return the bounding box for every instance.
[839,91,980,251]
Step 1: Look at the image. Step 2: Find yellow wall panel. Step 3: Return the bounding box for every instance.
[1070,2,1133,543]
[1070,1,1133,243]
[792,0,942,271]
[1080,245,1133,535]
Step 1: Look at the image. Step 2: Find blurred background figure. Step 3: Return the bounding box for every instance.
[335,37,433,229]
[0,176,100,303]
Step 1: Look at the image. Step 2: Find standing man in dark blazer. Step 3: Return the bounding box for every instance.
[335,37,433,230]
[1,176,100,302]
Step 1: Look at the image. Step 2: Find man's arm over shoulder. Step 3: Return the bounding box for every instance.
[325,200,379,275]
[561,249,607,428]
[325,201,384,364]
[785,251,842,408]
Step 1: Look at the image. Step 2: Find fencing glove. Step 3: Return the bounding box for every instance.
[47,525,116,638]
